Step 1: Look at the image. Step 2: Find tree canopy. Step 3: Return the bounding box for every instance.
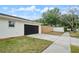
[36,8,62,26]
[35,8,79,32]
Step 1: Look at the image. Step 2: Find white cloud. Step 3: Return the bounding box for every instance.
[25,13,41,20]
[49,7,54,10]
[8,8,17,14]
[17,6,40,12]
[41,7,54,13]
[18,8,25,11]
[61,6,79,14]
[2,7,8,10]
[12,13,41,20]
[69,6,79,10]
[6,6,40,13]
[41,7,49,13]
[61,10,67,14]
[19,15,41,20]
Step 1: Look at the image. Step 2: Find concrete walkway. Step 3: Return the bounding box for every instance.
[28,32,79,53]
[43,32,71,53]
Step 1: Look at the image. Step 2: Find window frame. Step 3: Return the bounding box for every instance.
[9,20,15,27]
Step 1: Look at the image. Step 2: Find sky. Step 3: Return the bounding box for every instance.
[0,5,79,20]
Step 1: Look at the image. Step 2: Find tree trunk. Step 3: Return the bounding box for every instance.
[71,27,76,32]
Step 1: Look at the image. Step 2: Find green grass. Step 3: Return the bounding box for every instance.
[71,45,79,53]
[44,31,64,36]
[0,36,52,53]
[70,32,79,38]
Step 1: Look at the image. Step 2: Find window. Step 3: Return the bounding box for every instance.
[9,21,15,27]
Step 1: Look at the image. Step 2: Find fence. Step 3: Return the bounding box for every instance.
[41,26,53,33]
[53,27,64,32]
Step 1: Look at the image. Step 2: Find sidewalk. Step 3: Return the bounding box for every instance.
[43,32,71,53]
[70,37,79,46]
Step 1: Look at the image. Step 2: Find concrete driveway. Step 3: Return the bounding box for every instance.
[27,33,79,53]
[27,34,60,41]
[27,33,70,53]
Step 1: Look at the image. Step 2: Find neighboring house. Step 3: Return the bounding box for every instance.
[0,13,41,39]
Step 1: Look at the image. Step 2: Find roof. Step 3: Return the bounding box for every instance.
[0,13,31,21]
[0,13,41,25]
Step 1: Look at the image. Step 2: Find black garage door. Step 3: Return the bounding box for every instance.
[24,24,39,35]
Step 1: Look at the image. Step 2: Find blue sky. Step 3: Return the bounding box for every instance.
[0,5,79,20]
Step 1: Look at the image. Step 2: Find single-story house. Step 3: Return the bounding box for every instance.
[0,13,41,39]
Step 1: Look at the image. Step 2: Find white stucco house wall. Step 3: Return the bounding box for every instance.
[0,13,41,39]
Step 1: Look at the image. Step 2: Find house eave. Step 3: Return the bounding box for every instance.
[0,13,41,25]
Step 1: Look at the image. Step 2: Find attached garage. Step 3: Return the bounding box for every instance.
[0,13,41,39]
[24,24,39,35]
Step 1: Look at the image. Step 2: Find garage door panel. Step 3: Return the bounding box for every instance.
[24,24,38,35]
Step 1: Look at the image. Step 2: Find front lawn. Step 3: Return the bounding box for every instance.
[70,32,79,38]
[44,31,64,36]
[0,36,52,53]
[71,45,79,53]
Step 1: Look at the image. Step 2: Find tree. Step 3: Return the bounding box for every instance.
[35,7,79,32]
[35,18,47,25]
[61,8,79,32]
[41,8,61,26]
